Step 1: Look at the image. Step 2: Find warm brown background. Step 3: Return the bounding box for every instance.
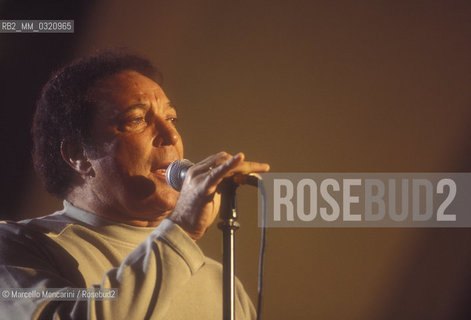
[1,1,471,319]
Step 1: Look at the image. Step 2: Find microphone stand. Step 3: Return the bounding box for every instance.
[217,179,240,320]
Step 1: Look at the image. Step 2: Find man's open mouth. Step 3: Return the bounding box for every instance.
[153,168,167,176]
[151,162,172,177]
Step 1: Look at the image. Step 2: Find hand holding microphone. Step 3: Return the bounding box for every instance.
[167,152,270,240]
[166,158,262,191]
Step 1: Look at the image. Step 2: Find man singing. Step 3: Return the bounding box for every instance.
[0,50,269,319]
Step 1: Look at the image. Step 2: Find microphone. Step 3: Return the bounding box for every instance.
[166,159,194,191]
[166,159,261,191]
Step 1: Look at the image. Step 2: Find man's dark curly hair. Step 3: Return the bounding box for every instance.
[32,50,161,198]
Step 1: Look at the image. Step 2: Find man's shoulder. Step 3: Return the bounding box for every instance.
[0,209,74,236]
[0,210,74,255]
[0,219,46,240]
[0,218,65,267]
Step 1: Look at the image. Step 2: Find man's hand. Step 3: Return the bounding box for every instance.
[168,152,270,240]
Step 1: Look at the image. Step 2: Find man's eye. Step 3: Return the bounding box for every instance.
[119,117,146,131]
[132,117,145,124]
[167,117,178,125]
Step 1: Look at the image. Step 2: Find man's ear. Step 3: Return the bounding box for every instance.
[60,138,95,177]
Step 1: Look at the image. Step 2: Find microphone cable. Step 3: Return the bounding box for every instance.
[256,179,267,320]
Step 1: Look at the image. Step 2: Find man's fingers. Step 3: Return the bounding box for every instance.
[185,151,270,193]
[189,151,233,176]
[205,152,270,187]
[228,160,270,175]
[206,152,244,185]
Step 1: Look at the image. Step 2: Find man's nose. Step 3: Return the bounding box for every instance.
[152,117,179,147]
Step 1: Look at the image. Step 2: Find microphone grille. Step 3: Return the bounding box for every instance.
[166,159,194,191]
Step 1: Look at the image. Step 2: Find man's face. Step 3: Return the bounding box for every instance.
[85,70,184,223]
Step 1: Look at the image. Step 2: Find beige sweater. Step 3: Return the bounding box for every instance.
[0,201,256,319]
